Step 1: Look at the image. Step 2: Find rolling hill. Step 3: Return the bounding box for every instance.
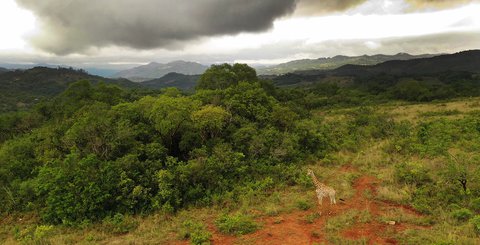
[267,50,480,86]
[329,50,480,77]
[0,67,8,73]
[257,53,439,75]
[113,60,208,82]
[141,72,200,91]
[0,67,140,112]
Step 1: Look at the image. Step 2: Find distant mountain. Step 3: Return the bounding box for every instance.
[267,50,480,87]
[329,50,480,77]
[0,63,123,77]
[113,61,208,82]
[257,53,439,75]
[0,67,8,73]
[82,68,121,77]
[141,72,200,91]
[0,67,140,112]
[0,63,59,70]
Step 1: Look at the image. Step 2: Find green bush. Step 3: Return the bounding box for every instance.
[395,161,432,186]
[215,214,259,235]
[13,225,54,243]
[451,208,473,222]
[471,215,480,235]
[471,198,480,212]
[178,220,211,245]
[305,212,321,224]
[296,199,312,211]
[191,230,212,245]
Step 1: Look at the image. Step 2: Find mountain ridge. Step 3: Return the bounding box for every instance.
[257,53,440,75]
[112,60,208,82]
[267,50,480,86]
[140,72,200,91]
[329,50,480,76]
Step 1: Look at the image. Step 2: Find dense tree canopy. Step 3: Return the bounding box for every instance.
[196,63,257,90]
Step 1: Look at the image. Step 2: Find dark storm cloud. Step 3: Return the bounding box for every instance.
[15,0,297,54]
[15,0,480,55]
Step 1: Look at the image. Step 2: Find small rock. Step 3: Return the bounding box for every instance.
[386,221,396,225]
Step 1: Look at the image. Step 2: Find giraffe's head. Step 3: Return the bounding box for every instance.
[307,169,314,177]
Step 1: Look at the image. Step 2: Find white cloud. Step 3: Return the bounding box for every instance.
[0,0,35,50]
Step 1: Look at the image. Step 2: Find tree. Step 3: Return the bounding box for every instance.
[196,63,257,90]
[191,105,231,142]
[143,95,200,156]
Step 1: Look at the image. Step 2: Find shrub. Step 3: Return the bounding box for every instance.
[178,220,212,245]
[296,199,312,211]
[305,212,321,224]
[395,161,432,186]
[471,198,480,212]
[13,225,54,243]
[471,215,480,235]
[451,208,473,222]
[34,225,54,240]
[215,214,259,235]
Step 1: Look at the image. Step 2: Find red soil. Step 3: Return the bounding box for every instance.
[203,173,429,245]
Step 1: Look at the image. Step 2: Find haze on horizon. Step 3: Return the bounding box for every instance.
[0,0,479,70]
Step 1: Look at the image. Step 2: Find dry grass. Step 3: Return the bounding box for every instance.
[378,207,433,226]
[379,97,480,122]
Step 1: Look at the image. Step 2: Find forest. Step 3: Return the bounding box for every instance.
[1,63,480,244]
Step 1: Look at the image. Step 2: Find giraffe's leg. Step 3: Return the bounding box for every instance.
[318,195,323,206]
[330,193,336,204]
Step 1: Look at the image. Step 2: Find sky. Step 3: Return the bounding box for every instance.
[0,0,479,70]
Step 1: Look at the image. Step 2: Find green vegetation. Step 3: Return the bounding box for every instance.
[1,63,480,244]
[215,214,259,235]
[178,220,212,244]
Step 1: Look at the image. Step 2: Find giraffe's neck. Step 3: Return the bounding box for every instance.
[311,173,325,189]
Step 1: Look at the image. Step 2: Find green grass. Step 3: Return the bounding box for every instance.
[305,212,321,224]
[378,207,434,226]
[325,209,371,232]
[215,214,259,236]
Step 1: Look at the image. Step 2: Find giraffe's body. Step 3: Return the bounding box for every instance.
[307,169,336,205]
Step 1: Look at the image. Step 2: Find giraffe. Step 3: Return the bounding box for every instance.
[307,169,336,206]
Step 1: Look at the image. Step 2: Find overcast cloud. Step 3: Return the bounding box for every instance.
[0,0,478,68]
[16,0,298,54]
